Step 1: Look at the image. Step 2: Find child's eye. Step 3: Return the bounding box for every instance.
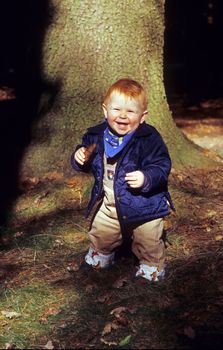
[113,108,120,111]
[128,110,135,113]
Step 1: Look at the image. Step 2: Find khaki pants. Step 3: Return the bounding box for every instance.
[88,185,165,269]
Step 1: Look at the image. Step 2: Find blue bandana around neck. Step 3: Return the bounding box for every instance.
[104,127,135,158]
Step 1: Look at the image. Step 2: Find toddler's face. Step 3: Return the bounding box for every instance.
[102,92,147,135]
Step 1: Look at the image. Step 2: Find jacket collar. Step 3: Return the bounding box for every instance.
[134,122,153,137]
[87,121,107,134]
[87,121,153,137]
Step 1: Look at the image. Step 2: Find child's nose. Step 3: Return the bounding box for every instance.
[120,111,128,118]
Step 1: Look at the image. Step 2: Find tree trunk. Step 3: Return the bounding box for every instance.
[21,0,215,177]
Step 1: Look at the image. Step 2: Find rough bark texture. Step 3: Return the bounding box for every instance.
[21,0,214,177]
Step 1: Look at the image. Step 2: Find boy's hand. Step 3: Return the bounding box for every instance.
[125,171,145,188]
[74,147,86,165]
[74,144,97,165]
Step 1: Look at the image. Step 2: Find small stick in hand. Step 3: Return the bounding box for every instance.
[84,143,97,162]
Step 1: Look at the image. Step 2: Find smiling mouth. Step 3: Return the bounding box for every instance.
[116,123,129,130]
[116,121,128,126]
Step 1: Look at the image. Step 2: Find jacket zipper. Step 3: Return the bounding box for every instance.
[113,138,136,226]
[97,134,105,200]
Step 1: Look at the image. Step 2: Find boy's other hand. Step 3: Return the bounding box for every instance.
[74,147,86,165]
[125,171,145,188]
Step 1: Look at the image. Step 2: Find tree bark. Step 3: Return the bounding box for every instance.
[21,0,215,177]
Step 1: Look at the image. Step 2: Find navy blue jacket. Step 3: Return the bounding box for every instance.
[71,121,174,228]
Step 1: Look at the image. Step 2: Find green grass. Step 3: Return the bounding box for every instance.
[0,282,79,349]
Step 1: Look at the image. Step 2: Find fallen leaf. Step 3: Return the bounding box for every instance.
[23,176,40,188]
[65,177,82,188]
[119,335,132,346]
[53,239,64,247]
[183,246,190,256]
[97,293,111,303]
[43,264,51,269]
[58,321,68,329]
[177,174,184,181]
[30,176,40,184]
[44,340,54,349]
[215,234,223,241]
[39,308,60,324]
[102,321,119,336]
[1,311,21,319]
[100,338,117,346]
[13,231,25,238]
[112,277,128,288]
[110,307,127,317]
[67,261,80,272]
[184,326,196,339]
[163,217,174,230]
[206,210,217,218]
[43,171,63,182]
[110,307,128,325]
[34,190,50,206]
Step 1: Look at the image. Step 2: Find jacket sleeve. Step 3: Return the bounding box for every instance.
[140,132,171,193]
[70,131,93,173]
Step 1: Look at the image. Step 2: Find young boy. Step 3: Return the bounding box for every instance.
[71,78,173,282]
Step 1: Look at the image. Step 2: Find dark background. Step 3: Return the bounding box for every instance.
[164,0,223,105]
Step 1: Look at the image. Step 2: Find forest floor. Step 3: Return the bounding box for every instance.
[173,97,223,159]
[0,95,223,349]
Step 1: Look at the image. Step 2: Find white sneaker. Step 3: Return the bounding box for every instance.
[85,247,115,269]
[135,264,165,282]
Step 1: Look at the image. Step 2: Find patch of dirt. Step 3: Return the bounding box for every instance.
[176,118,223,158]
[172,98,223,159]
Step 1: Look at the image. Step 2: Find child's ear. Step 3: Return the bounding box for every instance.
[102,104,108,119]
[140,110,148,123]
